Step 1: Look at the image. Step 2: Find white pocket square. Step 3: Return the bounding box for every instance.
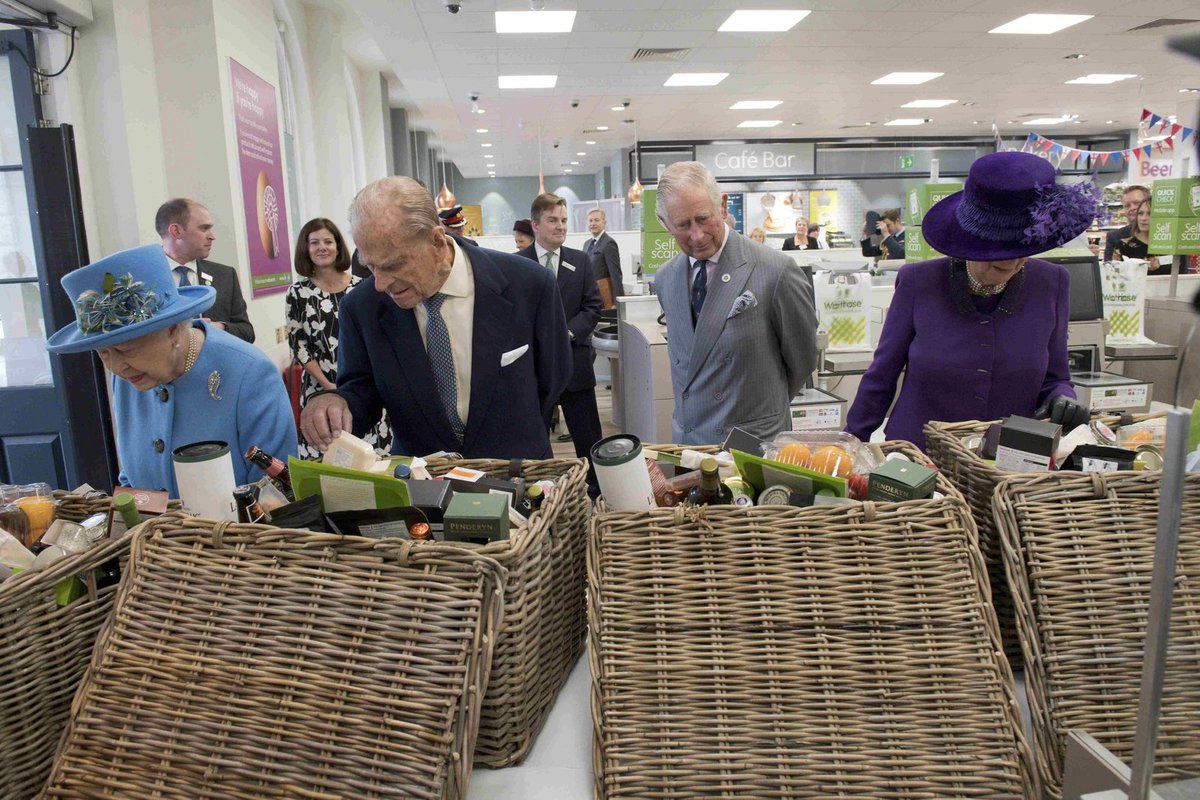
[727,290,758,319]
[500,345,529,367]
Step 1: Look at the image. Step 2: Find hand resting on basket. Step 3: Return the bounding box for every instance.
[1035,395,1089,431]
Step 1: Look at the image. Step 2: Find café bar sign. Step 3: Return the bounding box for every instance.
[695,142,815,179]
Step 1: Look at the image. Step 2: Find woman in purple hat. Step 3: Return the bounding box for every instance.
[846,151,1094,450]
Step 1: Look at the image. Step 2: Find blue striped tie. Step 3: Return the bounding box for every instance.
[423,293,464,441]
[691,259,707,327]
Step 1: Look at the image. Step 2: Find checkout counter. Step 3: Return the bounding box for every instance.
[614,250,1196,440]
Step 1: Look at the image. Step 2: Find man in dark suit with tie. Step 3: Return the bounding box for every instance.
[301,177,572,460]
[584,208,622,310]
[518,193,603,491]
[156,198,255,343]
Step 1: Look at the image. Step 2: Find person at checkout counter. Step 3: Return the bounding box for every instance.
[45,244,297,495]
[846,151,1090,450]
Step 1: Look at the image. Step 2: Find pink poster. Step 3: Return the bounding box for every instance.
[229,59,291,297]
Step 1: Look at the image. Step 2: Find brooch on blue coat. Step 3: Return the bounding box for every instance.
[208,371,222,401]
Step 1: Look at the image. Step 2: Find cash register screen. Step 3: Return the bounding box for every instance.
[1042,255,1104,321]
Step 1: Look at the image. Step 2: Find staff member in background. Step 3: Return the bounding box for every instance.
[748,227,767,244]
[156,198,255,343]
[782,216,818,250]
[655,162,818,444]
[584,208,623,310]
[809,222,827,250]
[301,177,572,459]
[519,193,603,493]
[1113,198,1166,275]
[512,219,535,252]
[286,218,391,459]
[846,151,1091,451]
[879,208,906,259]
[46,245,296,495]
[438,205,478,246]
[1104,184,1150,262]
[861,210,883,257]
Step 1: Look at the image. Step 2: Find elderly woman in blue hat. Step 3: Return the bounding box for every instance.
[46,244,297,495]
[847,151,1094,450]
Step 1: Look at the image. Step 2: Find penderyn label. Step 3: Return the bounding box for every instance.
[995,445,1052,473]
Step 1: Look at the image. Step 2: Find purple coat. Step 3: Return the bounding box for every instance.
[846,257,1076,450]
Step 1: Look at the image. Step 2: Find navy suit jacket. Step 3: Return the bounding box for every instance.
[335,242,572,459]
[517,244,602,392]
[195,259,254,343]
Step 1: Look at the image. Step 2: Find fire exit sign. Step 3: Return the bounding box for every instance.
[898,155,915,170]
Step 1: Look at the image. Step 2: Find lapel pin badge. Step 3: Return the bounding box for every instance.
[722,273,731,283]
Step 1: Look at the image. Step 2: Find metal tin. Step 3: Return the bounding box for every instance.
[724,477,754,505]
[758,484,792,506]
[1089,420,1118,446]
[1133,444,1163,471]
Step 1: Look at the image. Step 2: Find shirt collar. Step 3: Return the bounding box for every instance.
[534,242,560,263]
[438,238,471,298]
[689,227,729,270]
[166,255,197,272]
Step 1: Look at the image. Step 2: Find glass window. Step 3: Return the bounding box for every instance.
[0,171,37,278]
[0,59,19,166]
[0,281,51,387]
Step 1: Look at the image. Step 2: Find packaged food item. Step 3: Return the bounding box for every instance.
[867,460,938,502]
[322,430,378,471]
[13,483,56,543]
[808,445,852,478]
[776,443,810,467]
[1115,418,1166,449]
[995,416,1061,472]
[763,432,880,477]
[0,528,35,573]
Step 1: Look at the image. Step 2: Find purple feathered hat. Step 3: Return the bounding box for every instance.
[923,151,1101,261]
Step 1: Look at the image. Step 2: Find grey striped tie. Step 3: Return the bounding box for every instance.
[422,293,464,441]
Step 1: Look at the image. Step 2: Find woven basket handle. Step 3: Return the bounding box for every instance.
[210,519,234,548]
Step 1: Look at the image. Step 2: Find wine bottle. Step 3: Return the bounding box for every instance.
[245,446,294,500]
[687,457,733,506]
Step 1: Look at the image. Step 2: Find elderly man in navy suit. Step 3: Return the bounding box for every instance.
[301,176,572,459]
[518,193,603,491]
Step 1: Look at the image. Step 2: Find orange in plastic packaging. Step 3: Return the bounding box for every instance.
[808,445,852,477]
[776,443,810,467]
[13,495,56,542]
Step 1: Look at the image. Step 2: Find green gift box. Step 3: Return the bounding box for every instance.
[444,492,510,543]
[905,182,962,226]
[866,459,938,503]
[1150,178,1200,219]
[1148,215,1200,256]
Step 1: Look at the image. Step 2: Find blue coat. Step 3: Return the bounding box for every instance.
[112,321,298,496]
[336,242,572,459]
[516,243,603,392]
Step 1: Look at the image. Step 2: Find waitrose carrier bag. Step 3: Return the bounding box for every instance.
[1100,259,1150,343]
[813,271,872,352]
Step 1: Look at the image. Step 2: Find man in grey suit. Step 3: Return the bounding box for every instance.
[584,208,622,309]
[156,198,255,343]
[655,162,818,445]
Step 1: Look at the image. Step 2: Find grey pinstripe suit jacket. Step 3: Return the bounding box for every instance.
[657,230,818,445]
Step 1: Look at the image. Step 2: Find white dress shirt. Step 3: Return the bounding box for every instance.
[533,242,561,277]
[167,256,199,287]
[413,238,475,426]
[689,227,731,287]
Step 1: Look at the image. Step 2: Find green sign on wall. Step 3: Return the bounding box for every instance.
[639,189,679,275]
[898,155,914,170]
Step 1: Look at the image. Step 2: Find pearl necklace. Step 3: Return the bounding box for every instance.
[180,329,199,376]
[966,265,1016,297]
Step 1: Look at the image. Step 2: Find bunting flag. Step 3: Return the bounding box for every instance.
[1021,106,1195,169]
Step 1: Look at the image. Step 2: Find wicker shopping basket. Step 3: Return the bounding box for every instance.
[52,489,182,522]
[407,455,591,768]
[590,441,1033,799]
[40,513,505,800]
[994,471,1200,799]
[925,413,1162,663]
[0,530,134,800]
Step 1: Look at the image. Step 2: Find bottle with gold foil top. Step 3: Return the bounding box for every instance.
[687,457,733,506]
[409,521,432,542]
[245,446,294,500]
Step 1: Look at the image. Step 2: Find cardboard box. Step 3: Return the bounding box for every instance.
[995,416,1061,473]
[402,479,452,524]
[866,459,938,503]
[1150,177,1200,218]
[444,493,510,543]
[449,475,525,507]
[905,182,962,226]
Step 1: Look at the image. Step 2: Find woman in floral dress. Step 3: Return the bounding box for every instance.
[286,217,391,459]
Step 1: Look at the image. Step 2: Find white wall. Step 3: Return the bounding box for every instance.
[40,0,394,350]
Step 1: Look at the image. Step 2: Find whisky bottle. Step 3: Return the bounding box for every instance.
[687,457,733,506]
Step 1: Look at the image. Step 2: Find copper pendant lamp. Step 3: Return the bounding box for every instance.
[626,121,643,204]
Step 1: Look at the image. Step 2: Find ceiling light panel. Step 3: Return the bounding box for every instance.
[719,10,811,32]
[884,118,929,126]
[730,100,782,109]
[902,99,957,108]
[498,74,558,89]
[989,14,1092,35]
[737,120,782,128]
[665,72,729,87]
[871,72,943,85]
[495,11,576,34]
[1065,74,1137,84]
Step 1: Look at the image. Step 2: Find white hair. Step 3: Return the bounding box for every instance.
[348,176,439,243]
[655,161,722,220]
